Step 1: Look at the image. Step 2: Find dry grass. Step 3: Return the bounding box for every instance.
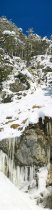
[0,127,4,132]
[6,120,15,124]
[6,116,12,119]
[10,123,20,129]
[22,118,28,124]
[32,105,42,109]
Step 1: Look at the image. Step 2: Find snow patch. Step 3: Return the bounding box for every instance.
[3,30,16,36]
[0,172,46,210]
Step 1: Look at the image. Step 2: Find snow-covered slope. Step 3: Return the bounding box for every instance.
[0,87,52,140]
[0,18,52,140]
[29,54,52,87]
[0,171,47,210]
[0,17,52,210]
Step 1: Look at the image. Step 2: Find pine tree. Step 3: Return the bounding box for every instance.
[25,28,34,66]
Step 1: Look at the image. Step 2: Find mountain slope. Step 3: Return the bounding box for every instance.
[0,17,52,209]
[0,16,52,156]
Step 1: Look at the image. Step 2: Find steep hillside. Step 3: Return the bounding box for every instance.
[0,17,52,103]
[0,17,52,209]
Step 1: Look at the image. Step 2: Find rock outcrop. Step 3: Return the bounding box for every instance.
[0,117,52,167]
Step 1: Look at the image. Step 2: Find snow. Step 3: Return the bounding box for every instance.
[31,54,52,69]
[22,68,33,79]
[0,31,52,210]
[18,28,23,32]
[0,172,47,210]
[37,167,48,193]
[0,22,52,210]
[0,53,52,141]
[28,167,48,201]
[33,34,41,40]
[0,87,52,140]
[3,30,16,36]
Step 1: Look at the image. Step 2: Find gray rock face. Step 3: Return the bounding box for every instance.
[9,72,30,94]
[0,117,52,187]
[10,79,30,92]
[0,120,50,166]
[0,117,52,209]
[40,190,52,209]
[43,194,52,209]
[14,126,47,166]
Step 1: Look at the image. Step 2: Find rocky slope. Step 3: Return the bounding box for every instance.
[0,17,52,209]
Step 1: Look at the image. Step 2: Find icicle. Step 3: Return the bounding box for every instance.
[47,122,49,134]
[25,166,28,181]
[16,166,20,185]
[30,166,33,181]
[49,121,52,136]
[47,146,50,164]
